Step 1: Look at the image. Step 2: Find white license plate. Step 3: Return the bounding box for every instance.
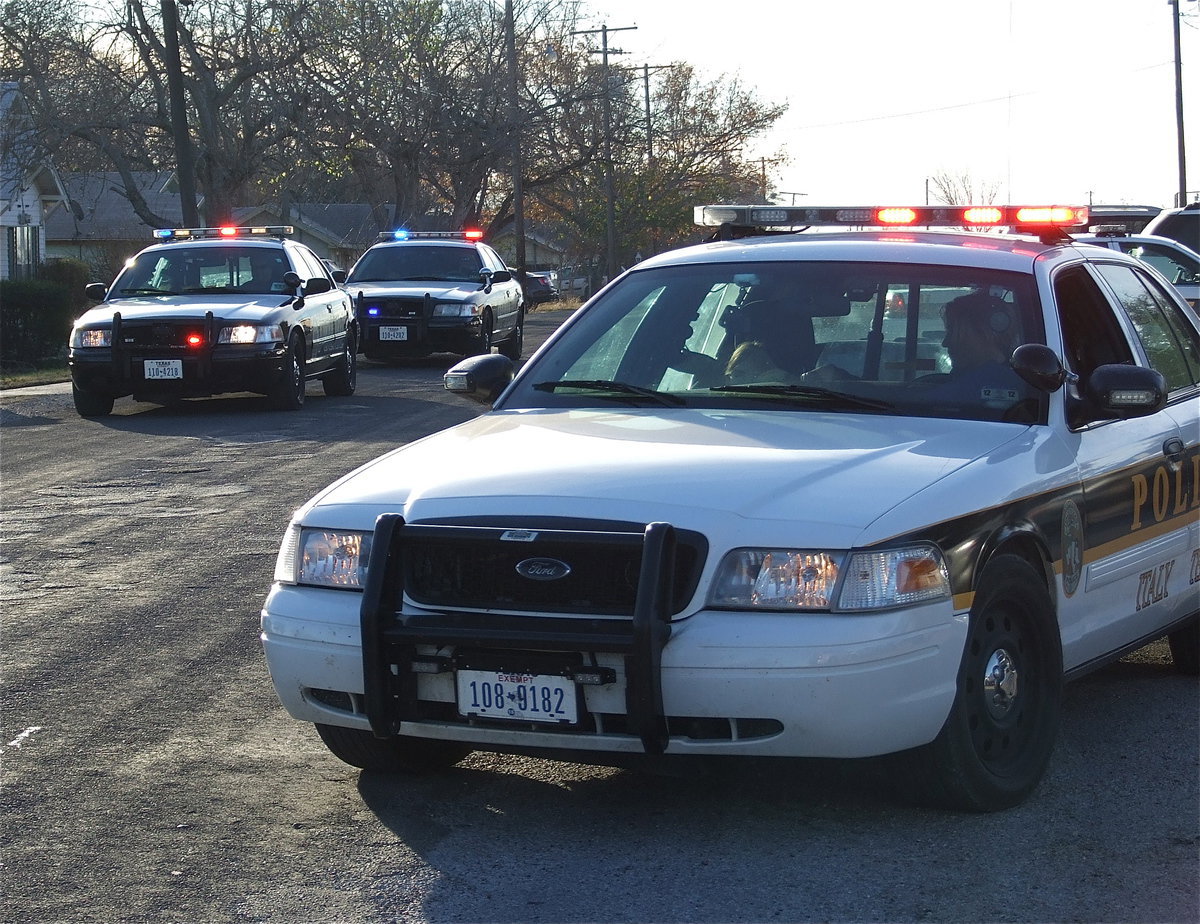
[456,669,578,724]
[379,326,408,341]
[144,359,183,380]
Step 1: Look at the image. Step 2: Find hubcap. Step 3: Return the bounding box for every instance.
[983,647,1019,720]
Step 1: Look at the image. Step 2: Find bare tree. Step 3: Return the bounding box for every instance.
[928,169,1000,206]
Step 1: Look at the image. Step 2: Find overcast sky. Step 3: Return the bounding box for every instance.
[582,0,1198,209]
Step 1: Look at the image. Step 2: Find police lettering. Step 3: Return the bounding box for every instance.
[1136,560,1174,611]
[1130,454,1200,531]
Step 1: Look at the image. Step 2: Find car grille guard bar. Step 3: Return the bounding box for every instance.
[360,516,676,755]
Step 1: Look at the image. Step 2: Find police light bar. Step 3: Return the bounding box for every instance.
[377,229,486,242]
[152,225,294,240]
[693,205,1089,229]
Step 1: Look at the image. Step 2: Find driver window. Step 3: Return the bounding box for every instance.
[1053,265,1134,378]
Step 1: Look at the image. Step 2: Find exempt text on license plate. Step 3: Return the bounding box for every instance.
[144,359,183,380]
[379,326,408,341]
[456,669,578,724]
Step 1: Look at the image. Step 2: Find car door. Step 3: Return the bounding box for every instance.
[1050,262,1196,669]
[482,244,520,334]
[291,244,349,368]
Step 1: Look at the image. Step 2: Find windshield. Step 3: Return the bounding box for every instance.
[111,246,292,296]
[347,244,483,284]
[506,260,1046,424]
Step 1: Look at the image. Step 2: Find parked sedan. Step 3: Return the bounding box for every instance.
[1074,231,1200,308]
[345,231,524,361]
[68,226,357,417]
[514,269,559,305]
[262,202,1198,812]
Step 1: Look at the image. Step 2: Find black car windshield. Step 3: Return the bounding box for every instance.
[347,244,483,284]
[112,245,292,296]
[505,260,1047,424]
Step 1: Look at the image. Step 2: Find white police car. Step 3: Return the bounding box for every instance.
[1072,229,1200,309]
[344,229,524,361]
[261,204,1199,811]
[69,226,356,416]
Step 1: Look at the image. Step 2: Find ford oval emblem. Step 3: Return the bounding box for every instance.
[515,558,572,581]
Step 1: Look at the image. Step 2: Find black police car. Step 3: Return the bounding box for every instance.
[344,230,524,361]
[68,226,357,417]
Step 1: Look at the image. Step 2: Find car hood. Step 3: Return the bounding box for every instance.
[345,281,484,301]
[301,408,1031,548]
[78,295,293,323]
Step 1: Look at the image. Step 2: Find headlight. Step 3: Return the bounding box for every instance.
[709,543,949,612]
[218,323,283,344]
[72,328,111,348]
[711,550,842,609]
[431,302,476,318]
[274,525,373,590]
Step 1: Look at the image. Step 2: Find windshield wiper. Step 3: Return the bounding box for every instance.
[711,383,895,412]
[532,379,685,407]
[118,286,177,296]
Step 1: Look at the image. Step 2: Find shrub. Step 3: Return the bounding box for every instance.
[0,277,78,368]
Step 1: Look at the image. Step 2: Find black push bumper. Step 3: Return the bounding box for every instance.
[359,516,677,754]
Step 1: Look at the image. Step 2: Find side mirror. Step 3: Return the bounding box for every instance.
[444,353,515,405]
[490,269,513,284]
[331,269,347,284]
[282,271,302,291]
[85,282,108,301]
[1012,344,1067,392]
[304,277,333,295]
[1085,363,1167,419]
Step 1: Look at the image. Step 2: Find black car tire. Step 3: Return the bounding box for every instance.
[1167,619,1199,676]
[473,311,494,356]
[270,333,306,410]
[72,383,114,418]
[322,328,357,397]
[896,554,1062,812]
[498,309,524,360]
[315,723,472,774]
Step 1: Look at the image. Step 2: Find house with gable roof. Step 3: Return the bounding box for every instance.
[44,176,386,279]
[0,82,67,280]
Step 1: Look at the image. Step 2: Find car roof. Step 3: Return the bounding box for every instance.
[1073,232,1200,258]
[140,236,290,254]
[638,229,1087,274]
[369,238,481,250]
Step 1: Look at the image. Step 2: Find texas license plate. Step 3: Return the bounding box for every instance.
[456,669,578,724]
[144,359,183,380]
[379,326,408,341]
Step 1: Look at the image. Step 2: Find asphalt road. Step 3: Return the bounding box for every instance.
[2,308,1197,924]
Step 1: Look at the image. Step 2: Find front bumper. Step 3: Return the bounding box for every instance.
[261,519,966,760]
[360,316,483,356]
[69,345,289,399]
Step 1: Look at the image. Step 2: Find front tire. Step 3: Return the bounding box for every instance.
[72,383,114,418]
[472,311,494,356]
[322,328,357,397]
[498,309,524,360]
[315,724,472,774]
[898,555,1063,811]
[270,333,306,410]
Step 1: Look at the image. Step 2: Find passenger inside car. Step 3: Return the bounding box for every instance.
[239,251,288,293]
[725,341,789,383]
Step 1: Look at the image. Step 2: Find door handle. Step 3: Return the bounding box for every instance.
[1163,437,1186,463]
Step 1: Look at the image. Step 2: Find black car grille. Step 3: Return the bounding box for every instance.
[119,321,206,350]
[401,521,707,617]
[360,297,427,319]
